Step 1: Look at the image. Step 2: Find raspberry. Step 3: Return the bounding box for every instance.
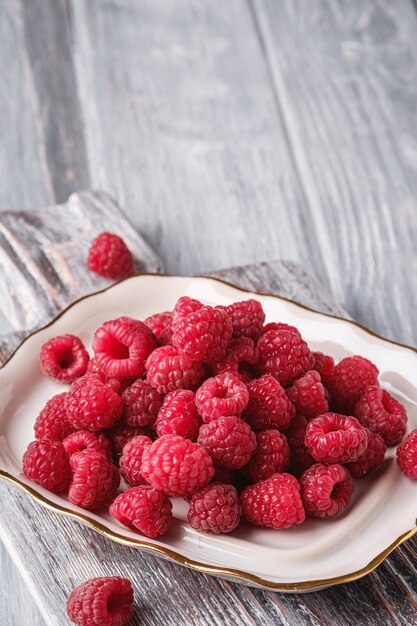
[355,385,407,446]
[285,414,314,476]
[195,373,249,423]
[119,435,153,486]
[144,311,173,346]
[241,473,305,529]
[155,389,200,440]
[187,483,241,534]
[69,450,120,510]
[173,304,233,364]
[220,299,265,341]
[198,415,256,469]
[397,430,417,479]
[262,322,301,337]
[22,439,71,493]
[212,337,259,376]
[87,231,133,280]
[110,486,172,538]
[145,345,204,394]
[257,329,313,386]
[312,351,335,377]
[66,576,134,626]
[286,370,329,418]
[86,359,133,395]
[63,430,112,460]
[39,334,89,383]
[65,375,123,432]
[122,379,163,428]
[325,355,379,414]
[141,434,214,496]
[346,430,386,478]
[107,423,153,455]
[244,375,294,431]
[300,463,354,518]
[34,392,75,441]
[305,412,369,464]
[93,317,157,379]
[172,296,203,330]
[243,430,290,482]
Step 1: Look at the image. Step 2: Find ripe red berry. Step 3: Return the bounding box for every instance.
[144,311,173,346]
[355,385,407,446]
[39,334,89,383]
[305,412,369,464]
[87,231,133,280]
[220,299,265,341]
[300,463,354,517]
[285,413,315,477]
[145,345,204,394]
[243,430,290,482]
[262,322,301,336]
[286,370,329,418]
[65,375,123,432]
[69,450,120,511]
[155,389,200,440]
[63,430,112,460]
[244,374,294,431]
[22,439,71,494]
[212,337,259,376]
[346,429,386,478]
[241,473,305,529]
[195,373,249,423]
[325,355,379,414]
[198,415,256,469]
[187,483,241,534]
[110,486,172,538]
[107,423,153,455]
[257,329,313,386]
[66,576,134,626]
[122,379,163,428]
[312,351,335,377]
[171,296,203,330]
[34,392,75,441]
[397,430,417,479]
[119,435,153,486]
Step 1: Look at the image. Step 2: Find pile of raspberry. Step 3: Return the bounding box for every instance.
[24,294,415,543]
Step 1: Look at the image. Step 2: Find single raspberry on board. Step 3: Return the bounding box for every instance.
[69,450,120,511]
[119,435,153,486]
[107,423,153,455]
[34,392,75,441]
[257,329,313,386]
[65,375,123,432]
[122,379,163,428]
[187,483,241,534]
[397,430,417,479]
[220,299,265,342]
[243,430,290,482]
[63,430,112,460]
[355,385,407,446]
[262,322,301,337]
[110,485,172,538]
[144,311,173,345]
[300,463,354,518]
[285,414,315,477]
[93,317,157,379]
[346,429,386,478]
[241,473,305,529]
[286,370,329,418]
[22,439,71,493]
[66,576,134,626]
[39,334,89,383]
[87,231,133,280]
[195,373,249,423]
[141,434,214,496]
[325,355,379,414]
[155,389,200,440]
[305,412,369,464]
[244,374,294,431]
[198,415,256,469]
[312,351,335,378]
[146,345,204,394]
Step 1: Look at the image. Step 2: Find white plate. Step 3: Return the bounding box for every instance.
[1,274,416,592]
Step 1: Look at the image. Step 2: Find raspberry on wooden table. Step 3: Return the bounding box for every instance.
[155,389,200,440]
[145,345,204,394]
[286,370,329,418]
[69,450,120,511]
[119,435,153,486]
[312,351,335,377]
[300,463,354,518]
[195,373,249,423]
[285,413,315,477]
[325,355,379,414]
[34,392,75,441]
[87,231,133,280]
[187,483,241,534]
[63,430,112,460]
[305,412,369,464]
[66,576,134,626]
[244,374,294,431]
[197,415,256,469]
[355,385,407,446]
[107,423,153,455]
[144,310,173,346]
[39,334,89,383]
[243,430,290,482]
[23,439,71,494]
[220,299,265,341]
[65,375,123,431]
[110,485,172,538]
[346,429,386,478]
[122,379,163,428]
[241,473,305,529]
[257,329,313,386]
[397,430,417,479]
[141,434,214,496]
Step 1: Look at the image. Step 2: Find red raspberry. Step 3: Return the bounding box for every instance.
[325,355,379,414]
[87,231,133,280]
[144,311,173,346]
[355,385,407,446]
[257,329,313,386]
[122,379,163,428]
[22,439,71,493]
[172,296,203,330]
[65,375,123,432]
[155,389,200,440]
[198,415,256,469]
[305,412,369,464]
[39,334,89,383]
[195,373,249,423]
[93,317,157,379]
[346,429,386,478]
[145,345,204,394]
[69,450,120,510]
[285,414,314,476]
[212,337,259,376]
[312,351,335,377]
[173,304,233,364]
[244,430,290,482]
[86,359,133,395]
[63,430,112,460]
[119,435,153,486]
[241,473,305,529]
[107,423,153,455]
[187,483,241,534]
[397,430,417,479]
[141,434,214,496]
[262,322,301,337]
[110,486,172,538]
[220,299,265,341]
[300,463,354,517]
[66,576,134,626]
[286,370,329,418]
[244,375,294,431]
[34,392,75,441]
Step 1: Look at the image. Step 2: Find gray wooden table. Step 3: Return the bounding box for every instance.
[1,1,417,625]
